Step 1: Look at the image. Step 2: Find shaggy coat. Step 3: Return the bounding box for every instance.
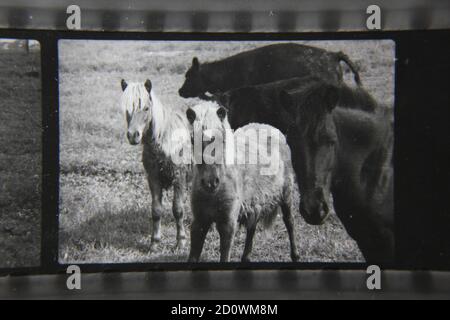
[179,43,361,99]
[186,101,299,262]
[120,79,191,252]
[281,82,394,264]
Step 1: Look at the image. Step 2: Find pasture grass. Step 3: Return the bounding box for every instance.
[59,40,395,263]
[0,48,41,268]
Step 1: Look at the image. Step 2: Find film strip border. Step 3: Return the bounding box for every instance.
[0,5,448,299]
[0,0,449,32]
[1,270,450,299]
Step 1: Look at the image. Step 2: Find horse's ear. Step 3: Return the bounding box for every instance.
[215,92,230,108]
[144,79,152,93]
[121,79,128,91]
[211,92,222,103]
[192,57,200,71]
[322,84,339,112]
[186,108,196,124]
[280,90,295,114]
[217,106,227,121]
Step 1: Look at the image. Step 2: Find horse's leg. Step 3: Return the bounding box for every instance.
[148,178,164,253]
[281,202,300,262]
[337,204,394,265]
[172,178,187,251]
[241,216,257,263]
[188,217,211,263]
[217,217,237,263]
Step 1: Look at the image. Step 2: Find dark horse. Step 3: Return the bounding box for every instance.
[215,76,377,134]
[280,81,394,264]
[179,43,361,100]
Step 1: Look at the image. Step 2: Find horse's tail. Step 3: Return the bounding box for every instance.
[337,52,362,86]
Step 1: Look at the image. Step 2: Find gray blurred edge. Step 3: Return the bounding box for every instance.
[0,0,449,32]
[1,270,449,299]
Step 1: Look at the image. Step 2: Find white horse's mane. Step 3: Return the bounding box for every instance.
[189,101,234,165]
[189,101,231,133]
[120,82,190,158]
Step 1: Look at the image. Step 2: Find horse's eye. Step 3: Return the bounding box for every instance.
[143,106,149,112]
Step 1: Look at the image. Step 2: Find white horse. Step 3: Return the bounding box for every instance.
[120,79,191,252]
[185,101,300,262]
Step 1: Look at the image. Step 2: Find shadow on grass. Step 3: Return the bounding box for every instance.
[59,205,191,264]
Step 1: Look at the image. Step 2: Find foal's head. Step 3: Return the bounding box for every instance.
[120,79,156,145]
[186,102,230,194]
[280,82,340,225]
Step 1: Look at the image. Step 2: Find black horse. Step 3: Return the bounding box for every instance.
[179,43,361,100]
[215,76,377,133]
[280,82,394,264]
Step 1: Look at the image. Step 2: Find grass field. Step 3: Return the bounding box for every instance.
[0,43,41,268]
[59,40,395,264]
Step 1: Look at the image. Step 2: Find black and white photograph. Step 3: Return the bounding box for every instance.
[58,39,395,264]
[0,39,41,268]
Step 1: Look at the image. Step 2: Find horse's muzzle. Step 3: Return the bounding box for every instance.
[178,88,187,98]
[201,177,220,194]
[127,131,141,145]
[179,87,199,99]
[300,198,330,226]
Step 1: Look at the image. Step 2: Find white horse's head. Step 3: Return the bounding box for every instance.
[120,79,163,145]
[186,101,231,194]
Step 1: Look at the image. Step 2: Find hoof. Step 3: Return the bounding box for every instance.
[241,257,251,263]
[174,239,187,252]
[291,253,300,262]
[149,239,161,253]
[187,256,199,263]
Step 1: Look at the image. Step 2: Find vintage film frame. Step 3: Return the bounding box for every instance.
[0,28,448,277]
[0,2,448,296]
